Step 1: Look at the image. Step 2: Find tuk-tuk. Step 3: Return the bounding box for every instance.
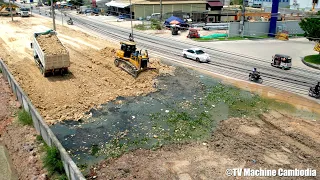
[271,54,292,70]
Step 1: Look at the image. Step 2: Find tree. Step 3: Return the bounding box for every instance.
[299,16,320,42]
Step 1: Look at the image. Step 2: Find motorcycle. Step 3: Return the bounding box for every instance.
[308,87,320,98]
[67,19,73,25]
[249,72,263,83]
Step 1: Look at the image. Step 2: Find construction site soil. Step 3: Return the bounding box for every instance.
[36,34,68,55]
[0,16,173,124]
[1,15,320,180]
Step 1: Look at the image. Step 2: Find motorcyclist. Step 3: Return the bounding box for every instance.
[315,82,320,94]
[129,33,134,42]
[251,67,260,79]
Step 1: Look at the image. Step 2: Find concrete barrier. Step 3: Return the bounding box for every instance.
[0,58,85,180]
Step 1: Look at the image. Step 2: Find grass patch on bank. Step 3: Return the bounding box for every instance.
[97,83,293,159]
[304,54,320,65]
[194,35,269,42]
[17,109,33,126]
[0,68,2,73]
[36,135,68,179]
[134,19,162,30]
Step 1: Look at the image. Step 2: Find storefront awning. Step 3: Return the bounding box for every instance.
[105,1,130,8]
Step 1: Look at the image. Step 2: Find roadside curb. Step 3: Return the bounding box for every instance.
[301,56,320,70]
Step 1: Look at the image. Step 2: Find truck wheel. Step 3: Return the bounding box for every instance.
[183,54,187,58]
[196,58,200,62]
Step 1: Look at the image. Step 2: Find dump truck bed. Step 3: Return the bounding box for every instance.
[33,30,70,71]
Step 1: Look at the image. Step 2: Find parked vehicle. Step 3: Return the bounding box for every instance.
[78,6,90,14]
[187,28,200,38]
[182,48,210,63]
[20,7,31,17]
[31,30,70,77]
[271,54,292,70]
[85,9,93,14]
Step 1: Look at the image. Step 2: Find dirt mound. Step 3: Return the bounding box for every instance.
[36,34,68,55]
[100,47,115,57]
[0,16,175,123]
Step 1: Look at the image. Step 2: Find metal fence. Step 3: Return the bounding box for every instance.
[0,58,85,180]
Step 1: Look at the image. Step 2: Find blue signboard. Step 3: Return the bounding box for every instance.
[30,0,33,2]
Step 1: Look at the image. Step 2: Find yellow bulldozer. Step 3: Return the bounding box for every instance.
[114,41,150,78]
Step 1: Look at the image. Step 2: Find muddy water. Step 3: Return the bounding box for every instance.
[50,67,227,167]
[50,66,320,170]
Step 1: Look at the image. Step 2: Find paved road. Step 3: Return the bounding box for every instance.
[33,8,320,101]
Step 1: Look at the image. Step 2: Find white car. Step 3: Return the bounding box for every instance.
[182,48,210,63]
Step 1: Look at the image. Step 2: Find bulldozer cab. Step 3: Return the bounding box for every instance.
[120,41,136,58]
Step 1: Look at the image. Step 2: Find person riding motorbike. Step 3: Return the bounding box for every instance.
[129,33,134,42]
[251,68,260,79]
[314,82,320,94]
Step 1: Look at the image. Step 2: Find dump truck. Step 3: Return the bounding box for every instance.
[31,30,70,77]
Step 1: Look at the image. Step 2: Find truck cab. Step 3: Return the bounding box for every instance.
[20,7,31,17]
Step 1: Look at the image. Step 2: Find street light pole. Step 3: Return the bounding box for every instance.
[160,0,162,21]
[129,0,133,38]
[239,0,245,37]
[9,0,13,21]
[51,0,56,30]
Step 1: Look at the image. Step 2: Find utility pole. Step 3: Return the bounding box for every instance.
[129,0,133,38]
[51,0,56,31]
[61,8,63,25]
[239,0,245,37]
[9,0,13,21]
[160,0,162,21]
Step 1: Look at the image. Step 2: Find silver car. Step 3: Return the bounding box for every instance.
[182,48,210,63]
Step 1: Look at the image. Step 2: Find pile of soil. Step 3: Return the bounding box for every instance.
[0,17,174,124]
[36,34,68,55]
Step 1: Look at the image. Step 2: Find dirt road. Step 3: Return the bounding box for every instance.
[92,110,320,179]
[0,16,173,124]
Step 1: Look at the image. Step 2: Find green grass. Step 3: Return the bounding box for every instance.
[36,136,67,179]
[134,24,148,30]
[0,68,2,73]
[43,146,65,176]
[17,109,33,126]
[304,54,320,65]
[90,144,100,156]
[194,35,269,42]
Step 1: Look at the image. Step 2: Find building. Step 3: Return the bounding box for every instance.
[290,0,320,10]
[105,0,208,21]
[249,0,289,8]
[247,0,320,9]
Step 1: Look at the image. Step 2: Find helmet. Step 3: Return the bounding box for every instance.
[253,68,257,71]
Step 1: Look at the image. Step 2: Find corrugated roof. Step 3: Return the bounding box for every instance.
[105,1,130,8]
[134,0,207,5]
